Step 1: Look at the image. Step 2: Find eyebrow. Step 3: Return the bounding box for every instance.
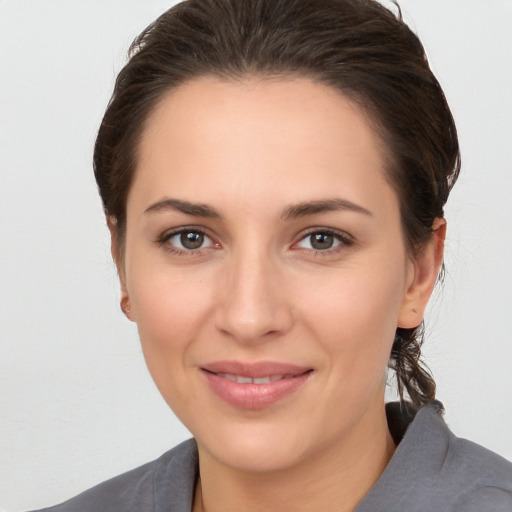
[143,197,372,220]
[281,198,372,220]
[144,198,222,218]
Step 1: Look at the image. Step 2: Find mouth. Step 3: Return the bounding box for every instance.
[200,361,313,409]
[212,373,294,384]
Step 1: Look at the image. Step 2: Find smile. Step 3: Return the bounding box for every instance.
[215,373,290,384]
[201,361,313,409]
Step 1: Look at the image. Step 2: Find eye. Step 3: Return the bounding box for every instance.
[295,229,352,252]
[171,231,208,250]
[158,228,217,253]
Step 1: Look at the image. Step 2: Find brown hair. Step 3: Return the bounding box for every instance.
[94,0,460,409]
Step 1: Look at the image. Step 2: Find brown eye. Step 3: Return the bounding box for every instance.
[163,229,215,252]
[180,231,204,249]
[309,233,334,250]
[296,230,351,253]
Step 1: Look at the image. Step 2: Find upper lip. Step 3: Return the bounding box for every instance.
[201,360,312,378]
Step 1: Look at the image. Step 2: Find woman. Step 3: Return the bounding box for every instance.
[26,0,512,510]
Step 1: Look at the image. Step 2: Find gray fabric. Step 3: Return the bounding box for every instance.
[31,438,199,512]
[30,404,512,511]
[356,405,512,511]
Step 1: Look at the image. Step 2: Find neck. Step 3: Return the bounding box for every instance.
[193,403,395,512]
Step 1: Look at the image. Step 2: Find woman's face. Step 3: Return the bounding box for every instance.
[120,77,432,473]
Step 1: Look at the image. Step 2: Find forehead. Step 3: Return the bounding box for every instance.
[131,77,396,217]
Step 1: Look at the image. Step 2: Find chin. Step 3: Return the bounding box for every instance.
[204,438,307,474]
[193,416,336,474]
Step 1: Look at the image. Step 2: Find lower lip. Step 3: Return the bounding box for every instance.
[202,370,312,410]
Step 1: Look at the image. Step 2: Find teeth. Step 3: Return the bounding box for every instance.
[216,373,285,384]
[217,373,238,382]
[252,377,269,384]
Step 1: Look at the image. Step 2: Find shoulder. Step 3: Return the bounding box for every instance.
[443,435,512,509]
[454,486,512,512]
[28,439,198,512]
[411,406,512,509]
[358,404,512,512]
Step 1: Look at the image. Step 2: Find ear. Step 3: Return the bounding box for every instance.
[398,218,446,329]
[108,216,135,322]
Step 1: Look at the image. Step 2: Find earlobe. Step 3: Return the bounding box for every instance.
[120,294,134,321]
[398,218,446,328]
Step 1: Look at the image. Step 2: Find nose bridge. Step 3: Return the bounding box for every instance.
[214,240,292,343]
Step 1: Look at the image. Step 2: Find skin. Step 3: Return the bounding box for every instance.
[113,77,445,512]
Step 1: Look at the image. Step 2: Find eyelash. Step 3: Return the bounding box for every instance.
[155,227,354,256]
[294,228,354,256]
[155,227,218,257]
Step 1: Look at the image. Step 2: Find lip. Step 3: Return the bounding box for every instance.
[201,360,313,410]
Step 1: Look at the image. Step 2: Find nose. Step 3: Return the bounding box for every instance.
[214,247,293,344]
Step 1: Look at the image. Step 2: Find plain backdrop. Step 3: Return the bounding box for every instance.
[1,1,511,510]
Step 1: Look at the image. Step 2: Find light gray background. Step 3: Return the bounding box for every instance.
[1,1,511,510]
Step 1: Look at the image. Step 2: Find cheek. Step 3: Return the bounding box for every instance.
[134,278,206,341]
[298,259,406,381]
[126,265,214,397]
[128,252,214,333]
